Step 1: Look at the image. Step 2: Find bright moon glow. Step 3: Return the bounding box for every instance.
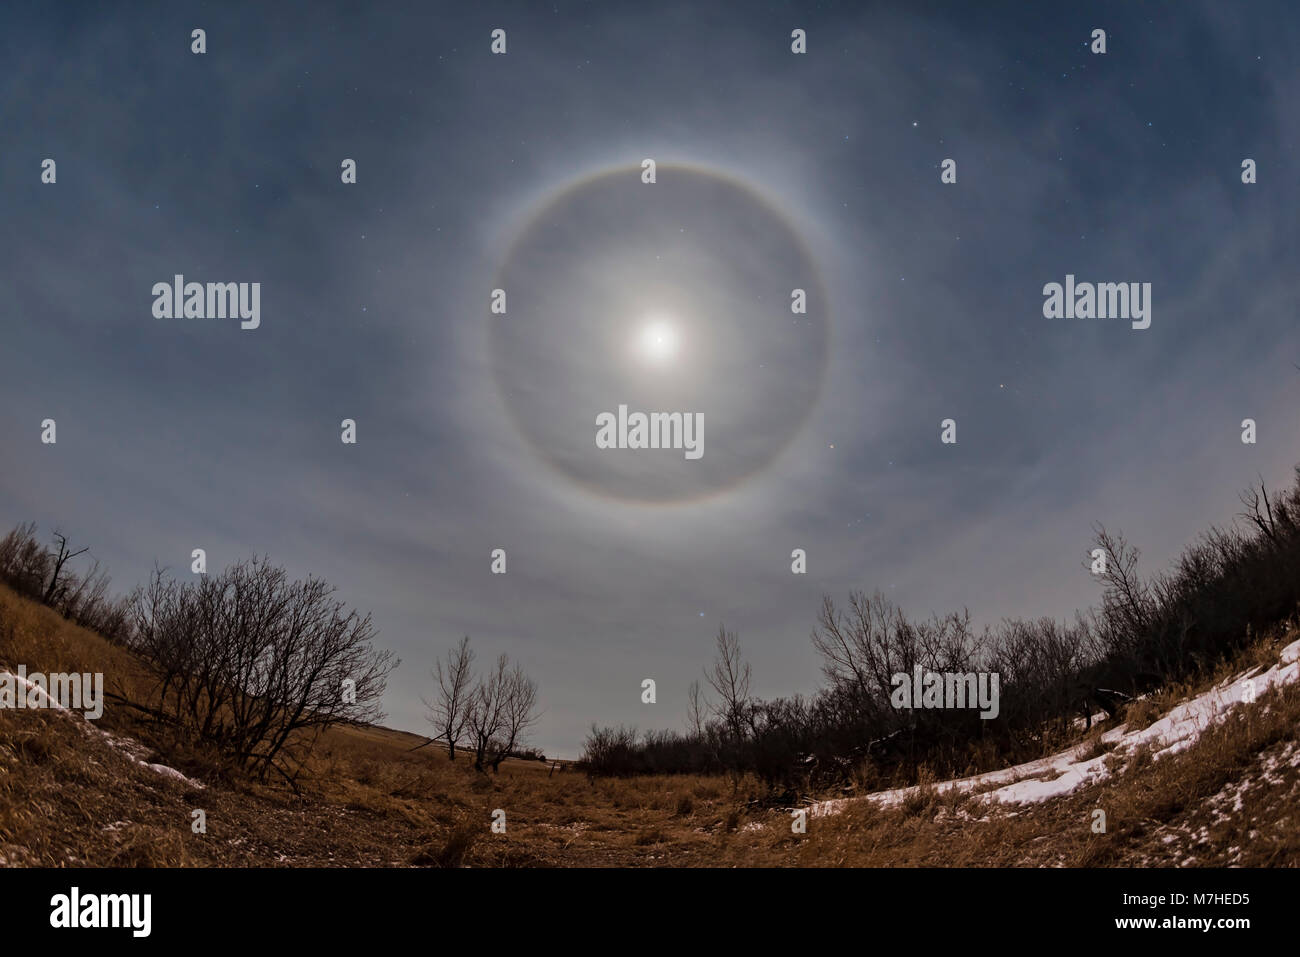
[491,163,828,503]
[635,317,680,364]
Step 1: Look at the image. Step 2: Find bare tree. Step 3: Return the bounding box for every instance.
[705,625,752,746]
[1091,524,1157,659]
[492,664,540,772]
[423,636,475,761]
[686,679,705,738]
[463,653,541,773]
[41,531,88,606]
[1240,474,1296,547]
[0,522,51,599]
[466,654,509,772]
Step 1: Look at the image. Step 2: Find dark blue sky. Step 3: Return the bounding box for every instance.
[2,1,1297,756]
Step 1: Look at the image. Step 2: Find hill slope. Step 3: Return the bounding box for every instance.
[3,583,1298,867]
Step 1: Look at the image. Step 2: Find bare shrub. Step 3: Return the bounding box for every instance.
[463,653,540,773]
[125,557,397,784]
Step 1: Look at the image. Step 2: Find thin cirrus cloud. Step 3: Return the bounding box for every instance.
[0,1,1296,756]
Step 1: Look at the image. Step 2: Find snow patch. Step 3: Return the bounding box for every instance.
[812,637,1300,815]
[1,669,204,789]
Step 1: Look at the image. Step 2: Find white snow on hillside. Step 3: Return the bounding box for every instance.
[812,637,1300,816]
[1,669,204,788]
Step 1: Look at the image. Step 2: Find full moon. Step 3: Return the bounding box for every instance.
[489,162,829,504]
[635,317,680,365]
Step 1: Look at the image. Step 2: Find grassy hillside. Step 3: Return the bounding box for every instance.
[2,581,1298,867]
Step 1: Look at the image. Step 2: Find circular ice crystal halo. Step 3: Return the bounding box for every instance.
[489,162,830,505]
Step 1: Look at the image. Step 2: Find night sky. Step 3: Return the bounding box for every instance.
[2,1,1297,756]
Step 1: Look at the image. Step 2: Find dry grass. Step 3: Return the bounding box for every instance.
[2,580,1298,867]
[1123,697,1163,731]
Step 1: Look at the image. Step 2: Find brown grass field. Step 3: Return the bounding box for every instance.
[2,582,1298,867]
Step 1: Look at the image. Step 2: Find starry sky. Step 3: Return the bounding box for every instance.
[2,1,1297,757]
